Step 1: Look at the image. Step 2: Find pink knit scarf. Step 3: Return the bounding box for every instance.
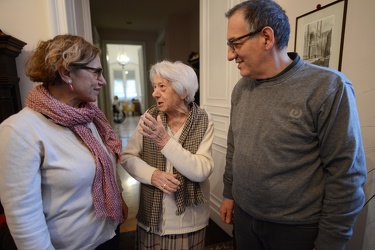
[25,85,124,224]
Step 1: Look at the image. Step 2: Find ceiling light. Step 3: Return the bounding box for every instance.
[117,53,130,68]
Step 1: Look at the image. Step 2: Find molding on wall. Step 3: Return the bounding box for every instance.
[201,0,233,234]
[64,0,78,35]
[48,0,69,35]
[81,0,93,42]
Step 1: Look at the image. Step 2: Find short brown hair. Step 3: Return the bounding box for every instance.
[25,34,100,85]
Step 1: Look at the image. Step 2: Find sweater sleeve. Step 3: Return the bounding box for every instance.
[161,113,214,182]
[223,123,234,200]
[314,81,366,250]
[121,114,215,184]
[0,125,55,250]
[120,124,156,185]
[223,85,239,200]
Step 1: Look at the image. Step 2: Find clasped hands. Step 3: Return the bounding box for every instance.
[139,113,170,148]
[151,169,181,194]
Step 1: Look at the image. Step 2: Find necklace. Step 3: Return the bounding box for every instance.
[167,115,187,134]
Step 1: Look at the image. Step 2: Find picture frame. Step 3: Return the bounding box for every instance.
[294,0,348,71]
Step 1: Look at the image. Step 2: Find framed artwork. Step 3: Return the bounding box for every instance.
[294,0,348,71]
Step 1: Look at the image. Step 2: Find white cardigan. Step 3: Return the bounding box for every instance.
[0,107,119,250]
[121,113,214,235]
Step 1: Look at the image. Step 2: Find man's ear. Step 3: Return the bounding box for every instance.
[262,26,275,50]
[57,66,71,83]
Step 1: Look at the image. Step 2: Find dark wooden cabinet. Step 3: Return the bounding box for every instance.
[0,30,26,123]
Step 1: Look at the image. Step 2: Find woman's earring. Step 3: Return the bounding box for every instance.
[68,80,74,91]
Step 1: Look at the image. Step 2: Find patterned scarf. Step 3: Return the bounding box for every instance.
[25,84,124,224]
[138,103,208,232]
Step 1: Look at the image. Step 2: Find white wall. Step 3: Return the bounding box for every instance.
[200,0,375,248]
[0,0,90,107]
[200,0,241,236]
[0,0,55,107]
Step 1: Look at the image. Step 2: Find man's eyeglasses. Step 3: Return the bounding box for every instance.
[227,27,264,51]
[80,66,103,80]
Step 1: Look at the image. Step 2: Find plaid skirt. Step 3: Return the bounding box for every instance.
[136,225,206,250]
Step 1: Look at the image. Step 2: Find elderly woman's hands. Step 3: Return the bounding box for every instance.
[140,113,181,193]
[139,113,170,148]
[151,169,181,194]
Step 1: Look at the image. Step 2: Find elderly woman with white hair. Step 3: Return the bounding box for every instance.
[121,60,214,249]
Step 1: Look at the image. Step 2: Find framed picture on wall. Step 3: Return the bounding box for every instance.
[294,0,348,71]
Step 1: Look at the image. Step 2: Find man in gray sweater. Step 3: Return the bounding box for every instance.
[219,1,367,250]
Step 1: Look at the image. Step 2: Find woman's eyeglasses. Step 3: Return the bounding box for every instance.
[80,66,103,80]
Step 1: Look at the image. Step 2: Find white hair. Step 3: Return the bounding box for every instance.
[149,60,198,104]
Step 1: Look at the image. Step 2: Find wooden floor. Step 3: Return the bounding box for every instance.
[113,115,140,233]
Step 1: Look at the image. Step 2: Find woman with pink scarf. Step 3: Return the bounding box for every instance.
[0,34,128,250]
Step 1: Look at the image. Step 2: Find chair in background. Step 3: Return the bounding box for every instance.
[122,101,135,116]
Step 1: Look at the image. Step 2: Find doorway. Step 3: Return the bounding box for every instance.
[105,43,147,118]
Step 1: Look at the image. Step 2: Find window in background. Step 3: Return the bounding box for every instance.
[125,70,136,100]
[113,70,125,99]
[126,79,137,100]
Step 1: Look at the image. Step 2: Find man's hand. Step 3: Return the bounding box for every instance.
[220,198,235,224]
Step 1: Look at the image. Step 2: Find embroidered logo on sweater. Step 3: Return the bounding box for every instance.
[290,108,302,118]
